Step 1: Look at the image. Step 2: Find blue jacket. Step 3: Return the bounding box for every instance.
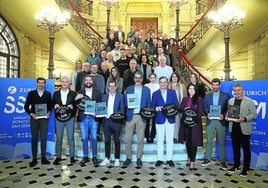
[204,91,230,126]
[102,93,125,114]
[124,85,151,123]
[151,89,179,124]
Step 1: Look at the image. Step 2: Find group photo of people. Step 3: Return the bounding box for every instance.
[23,27,257,179]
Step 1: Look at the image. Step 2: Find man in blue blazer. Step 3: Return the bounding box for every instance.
[100,80,125,167]
[152,76,179,167]
[202,78,230,170]
[123,71,151,168]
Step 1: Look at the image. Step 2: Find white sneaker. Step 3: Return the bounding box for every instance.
[114,159,120,167]
[100,158,110,166]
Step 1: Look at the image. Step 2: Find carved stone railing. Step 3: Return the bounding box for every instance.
[55,0,103,49]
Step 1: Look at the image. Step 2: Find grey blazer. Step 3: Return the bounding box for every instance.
[228,96,257,135]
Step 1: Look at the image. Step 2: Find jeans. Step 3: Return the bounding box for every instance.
[80,115,98,157]
[55,117,75,157]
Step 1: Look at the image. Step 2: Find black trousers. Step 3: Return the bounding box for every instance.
[184,126,197,162]
[231,125,251,171]
[30,118,48,159]
[145,119,156,140]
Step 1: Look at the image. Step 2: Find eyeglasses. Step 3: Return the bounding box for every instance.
[134,77,142,79]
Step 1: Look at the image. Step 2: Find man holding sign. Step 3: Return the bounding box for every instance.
[202,78,229,170]
[123,71,151,168]
[226,83,257,177]
[24,77,52,167]
[75,75,102,166]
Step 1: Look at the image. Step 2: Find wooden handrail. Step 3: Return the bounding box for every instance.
[180,0,215,41]
[67,0,103,40]
[178,49,212,84]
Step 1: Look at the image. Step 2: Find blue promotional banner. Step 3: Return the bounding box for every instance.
[215,80,268,170]
[0,78,55,160]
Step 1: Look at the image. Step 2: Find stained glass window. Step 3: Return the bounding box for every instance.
[0,16,19,78]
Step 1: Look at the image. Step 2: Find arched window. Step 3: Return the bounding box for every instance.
[0,15,20,78]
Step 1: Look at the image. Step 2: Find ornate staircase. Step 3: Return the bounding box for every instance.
[55,0,224,162]
[61,119,214,162]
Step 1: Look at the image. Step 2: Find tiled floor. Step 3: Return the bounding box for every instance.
[0,157,267,188]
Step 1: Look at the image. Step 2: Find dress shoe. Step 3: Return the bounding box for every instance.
[186,159,190,166]
[123,158,131,167]
[53,157,61,165]
[136,158,142,168]
[189,162,197,171]
[167,160,175,167]
[92,157,98,166]
[29,159,37,167]
[70,157,76,164]
[41,157,50,165]
[79,157,90,165]
[146,138,153,143]
[155,160,163,167]
[189,167,198,171]
[173,138,178,143]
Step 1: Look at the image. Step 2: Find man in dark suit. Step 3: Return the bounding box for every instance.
[52,76,77,165]
[202,78,230,170]
[123,71,151,168]
[100,80,124,167]
[152,76,179,167]
[114,25,125,42]
[24,77,52,167]
[75,75,102,166]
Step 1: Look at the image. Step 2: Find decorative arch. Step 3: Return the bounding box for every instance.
[0,15,20,78]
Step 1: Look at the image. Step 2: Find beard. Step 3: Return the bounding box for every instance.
[85,83,92,88]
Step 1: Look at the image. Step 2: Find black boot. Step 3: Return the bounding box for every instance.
[41,157,50,165]
[79,157,89,165]
[29,158,37,167]
[92,157,98,166]
[53,157,61,165]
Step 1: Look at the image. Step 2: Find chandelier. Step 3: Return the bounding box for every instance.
[168,0,188,8]
[208,4,245,35]
[35,6,70,33]
[99,0,119,9]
